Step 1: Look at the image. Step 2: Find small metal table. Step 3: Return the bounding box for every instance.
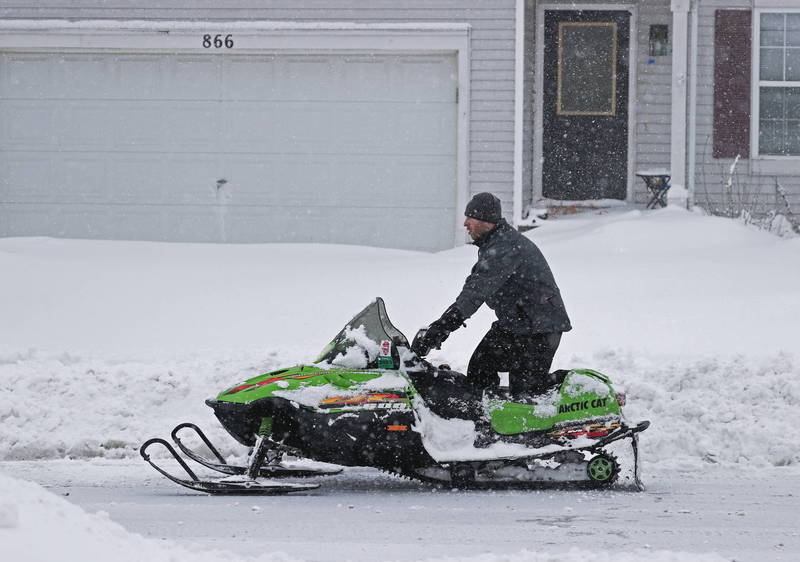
[636,170,671,209]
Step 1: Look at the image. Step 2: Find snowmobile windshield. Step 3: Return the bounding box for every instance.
[314,298,409,370]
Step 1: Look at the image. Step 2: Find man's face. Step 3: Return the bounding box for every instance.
[463,217,496,241]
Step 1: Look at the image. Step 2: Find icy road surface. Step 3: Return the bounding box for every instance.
[1,460,797,562]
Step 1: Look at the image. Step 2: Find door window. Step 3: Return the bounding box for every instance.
[557,22,618,115]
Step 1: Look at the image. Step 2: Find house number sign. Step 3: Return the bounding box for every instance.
[202,34,234,49]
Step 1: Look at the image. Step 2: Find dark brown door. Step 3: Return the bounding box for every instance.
[542,10,630,200]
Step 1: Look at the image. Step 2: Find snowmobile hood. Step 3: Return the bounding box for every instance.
[487,369,621,435]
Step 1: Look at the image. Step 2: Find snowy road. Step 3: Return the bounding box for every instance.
[2,460,797,562]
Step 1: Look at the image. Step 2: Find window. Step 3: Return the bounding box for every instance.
[557,22,617,115]
[756,11,800,156]
[649,24,669,57]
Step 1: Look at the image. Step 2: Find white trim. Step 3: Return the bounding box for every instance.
[751,159,800,174]
[670,0,689,206]
[532,4,636,204]
[0,20,472,32]
[455,29,472,247]
[752,11,761,158]
[533,7,546,203]
[0,19,471,248]
[513,0,525,226]
[753,0,800,7]
[687,0,699,208]
[0,21,471,53]
[627,7,639,206]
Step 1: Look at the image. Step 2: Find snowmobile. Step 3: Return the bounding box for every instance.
[141,298,649,495]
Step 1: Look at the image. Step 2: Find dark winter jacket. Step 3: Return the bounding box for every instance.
[453,219,572,335]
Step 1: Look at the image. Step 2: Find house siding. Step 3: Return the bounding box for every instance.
[694,1,800,217]
[0,0,519,220]
[522,0,537,214]
[634,0,672,205]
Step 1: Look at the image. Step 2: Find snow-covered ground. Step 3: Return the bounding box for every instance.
[1,206,799,561]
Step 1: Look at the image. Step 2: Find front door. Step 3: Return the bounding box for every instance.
[542,10,630,200]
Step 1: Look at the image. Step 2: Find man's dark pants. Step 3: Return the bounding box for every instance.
[467,324,562,397]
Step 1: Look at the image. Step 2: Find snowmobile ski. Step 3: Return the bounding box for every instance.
[139,438,319,495]
[170,423,343,478]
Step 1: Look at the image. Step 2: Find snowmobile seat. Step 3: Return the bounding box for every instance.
[408,369,483,421]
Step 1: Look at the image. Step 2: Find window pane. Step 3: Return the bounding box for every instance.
[788,14,800,46]
[761,13,785,46]
[759,119,785,155]
[786,121,800,154]
[760,47,784,80]
[788,48,800,80]
[761,29,784,47]
[786,87,800,119]
[558,23,616,115]
[761,87,785,119]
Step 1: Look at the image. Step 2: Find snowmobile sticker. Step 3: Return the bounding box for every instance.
[318,392,410,411]
[548,422,621,440]
[222,371,319,396]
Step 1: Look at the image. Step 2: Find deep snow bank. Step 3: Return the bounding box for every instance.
[0,471,300,562]
[1,208,798,468]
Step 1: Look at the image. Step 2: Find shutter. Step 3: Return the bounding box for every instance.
[713,10,752,159]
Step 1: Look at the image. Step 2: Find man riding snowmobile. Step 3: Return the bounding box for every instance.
[412,192,572,398]
[139,197,649,495]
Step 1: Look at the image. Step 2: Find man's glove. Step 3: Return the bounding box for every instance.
[411,305,465,357]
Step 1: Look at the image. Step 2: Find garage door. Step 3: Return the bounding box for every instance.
[0,52,457,251]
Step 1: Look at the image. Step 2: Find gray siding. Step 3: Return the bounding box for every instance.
[692,0,800,218]
[0,0,519,219]
[522,0,537,214]
[634,0,672,205]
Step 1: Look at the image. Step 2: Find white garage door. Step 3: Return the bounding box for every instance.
[0,52,457,251]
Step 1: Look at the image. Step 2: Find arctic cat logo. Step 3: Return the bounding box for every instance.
[558,397,609,414]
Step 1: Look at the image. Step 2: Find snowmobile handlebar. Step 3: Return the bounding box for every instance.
[411,328,431,356]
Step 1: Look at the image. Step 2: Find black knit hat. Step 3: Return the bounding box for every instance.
[464,192,502,223]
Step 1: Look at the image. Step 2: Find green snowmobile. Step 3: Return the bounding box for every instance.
[141,298,649,494]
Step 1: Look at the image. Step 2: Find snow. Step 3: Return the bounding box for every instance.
[562,373,611,398]
[272,370,409,409]
[1,206,799,561]
[635,169,670,176]
[0,471,302,562]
